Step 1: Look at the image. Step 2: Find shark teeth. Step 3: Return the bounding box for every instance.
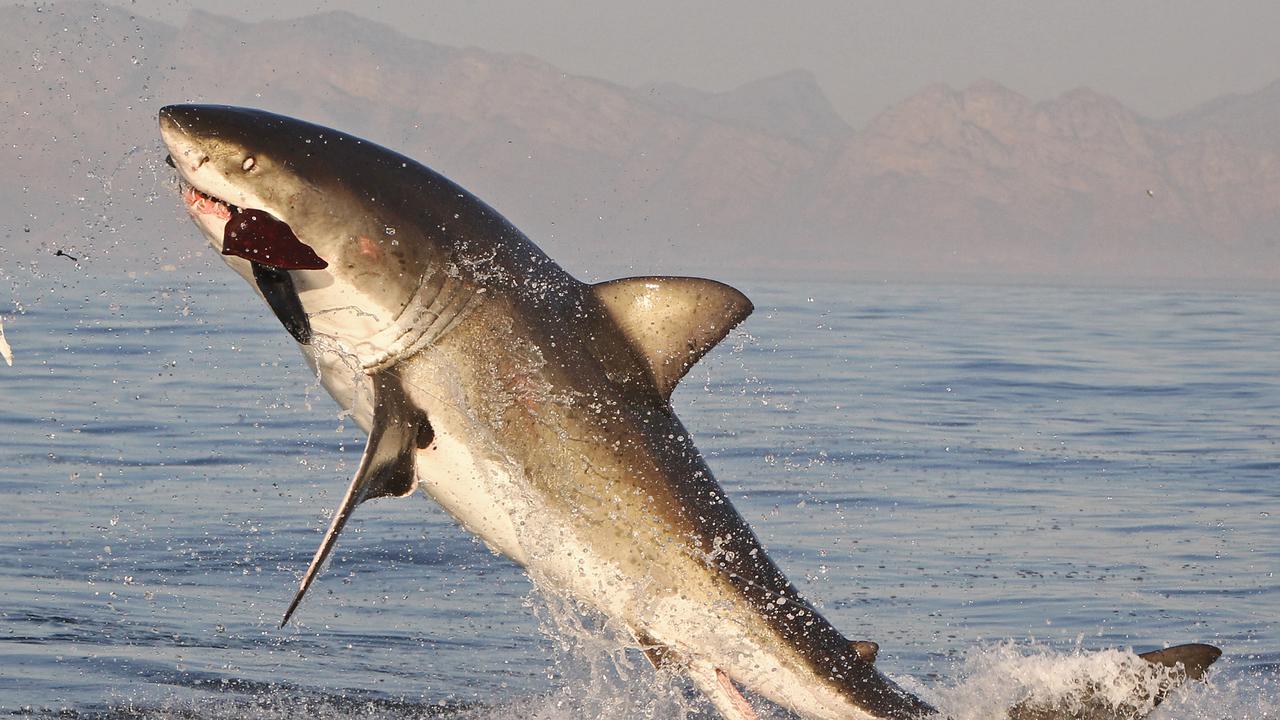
[178,178,240,219]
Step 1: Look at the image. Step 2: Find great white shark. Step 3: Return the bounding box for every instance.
[159,105,1220,720]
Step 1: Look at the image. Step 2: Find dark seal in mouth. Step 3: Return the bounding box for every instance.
[224,207,329,271]
[225,208,324,343]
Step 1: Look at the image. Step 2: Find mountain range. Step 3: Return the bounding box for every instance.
[2,2,1278,284]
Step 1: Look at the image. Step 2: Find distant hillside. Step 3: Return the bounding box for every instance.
[1167,79,1280,152]
[2,2,1278,284]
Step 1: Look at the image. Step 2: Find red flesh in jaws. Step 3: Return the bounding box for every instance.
[223,207,329,270]
[183,184,232,220]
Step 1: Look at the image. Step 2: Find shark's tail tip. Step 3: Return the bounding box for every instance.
[1139,642,1222,680]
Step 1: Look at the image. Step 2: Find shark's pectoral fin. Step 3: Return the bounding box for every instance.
[593,276,753,400]
[251,261,312,345]
[280,370,432,627]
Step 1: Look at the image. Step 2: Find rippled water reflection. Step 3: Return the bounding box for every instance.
[1,275,1274,718]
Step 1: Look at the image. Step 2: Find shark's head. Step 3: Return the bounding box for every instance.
[160,104,335,268]
[159,104,456,372]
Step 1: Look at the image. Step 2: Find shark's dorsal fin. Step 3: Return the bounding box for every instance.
[593,276,753,400]
[281,370,432,627]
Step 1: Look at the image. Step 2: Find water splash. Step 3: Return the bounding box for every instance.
[500,588,703,720]
[929,641,1275,720]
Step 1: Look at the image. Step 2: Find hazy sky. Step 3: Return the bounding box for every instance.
[59,0,1280,127]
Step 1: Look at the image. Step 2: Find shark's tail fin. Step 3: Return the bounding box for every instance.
[1136,642,1220,680]
[1006,642,1221,720]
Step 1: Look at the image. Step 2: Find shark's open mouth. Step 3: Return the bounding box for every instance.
[177,177,328,271]
[181,180,237,221]
[173,171,322,344]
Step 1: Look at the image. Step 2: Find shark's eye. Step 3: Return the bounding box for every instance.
[242,157,256,171]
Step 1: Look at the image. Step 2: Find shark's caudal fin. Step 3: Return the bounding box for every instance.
[281,370,433,627]
[1006,643,1221,720]
[1136,643,1221,681]
[593,276,753,400]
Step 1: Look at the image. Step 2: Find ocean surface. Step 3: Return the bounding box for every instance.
[0,272,1275,719]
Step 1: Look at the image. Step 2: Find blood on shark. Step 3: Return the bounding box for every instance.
[160,105,1219,720]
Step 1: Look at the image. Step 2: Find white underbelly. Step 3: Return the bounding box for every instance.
[413,425,529,566]
[302,340,528,567]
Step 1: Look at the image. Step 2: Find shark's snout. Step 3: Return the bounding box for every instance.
[158,104,196,134]
[157,105,190,148]
[158,107,210,175]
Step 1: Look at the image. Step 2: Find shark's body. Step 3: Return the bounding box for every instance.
[159,105,1219,720]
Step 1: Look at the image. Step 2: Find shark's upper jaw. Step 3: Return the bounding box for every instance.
[160,112,248,253]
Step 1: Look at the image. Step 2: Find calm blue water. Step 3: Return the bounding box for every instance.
[0,273,1275,718]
